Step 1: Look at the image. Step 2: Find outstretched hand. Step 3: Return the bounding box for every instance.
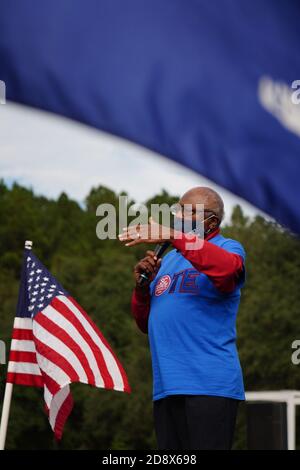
[118,217,174,247]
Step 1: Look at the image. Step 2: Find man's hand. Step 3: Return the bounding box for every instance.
[118,217,174,247]
[134,250,162,288]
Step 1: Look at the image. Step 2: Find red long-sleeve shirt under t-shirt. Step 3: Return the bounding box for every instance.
[131,228,245,334]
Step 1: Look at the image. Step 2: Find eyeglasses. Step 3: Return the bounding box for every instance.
[170,203,219,220]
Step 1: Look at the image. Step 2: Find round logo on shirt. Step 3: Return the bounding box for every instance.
[154,275,171,296]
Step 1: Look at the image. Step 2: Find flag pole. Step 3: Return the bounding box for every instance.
[0,240,33,450]
[0,383,14,450]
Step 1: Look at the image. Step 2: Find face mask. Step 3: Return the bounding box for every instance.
[174,214,216,236]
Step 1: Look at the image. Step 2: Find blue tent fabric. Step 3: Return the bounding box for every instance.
[0,1,300,232]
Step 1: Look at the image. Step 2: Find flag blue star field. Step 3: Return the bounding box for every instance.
[0,1,300,232]
[7,246,131,439]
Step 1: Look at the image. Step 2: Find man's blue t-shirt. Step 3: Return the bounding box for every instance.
[148,232,246,402]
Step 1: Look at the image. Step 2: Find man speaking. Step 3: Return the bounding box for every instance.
[119,187,246,450]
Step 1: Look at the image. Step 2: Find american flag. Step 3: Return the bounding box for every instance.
[7,245,131,439]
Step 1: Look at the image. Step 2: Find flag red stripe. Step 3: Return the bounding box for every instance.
[9,350,38,363]
[12,328,34,341]
[52,297,115,390]
[7,372,44,387]
[44,404,49,417]
[53,392,74,441]
[42,371,61,395]
[35,312,96,386]
[69,296,131,393]
[34,336,80,383]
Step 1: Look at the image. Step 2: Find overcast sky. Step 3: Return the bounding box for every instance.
[0,102,268,224]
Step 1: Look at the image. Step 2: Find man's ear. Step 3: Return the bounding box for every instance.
[209,218,219,229]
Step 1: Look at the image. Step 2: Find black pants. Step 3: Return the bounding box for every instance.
[153,394,239,450]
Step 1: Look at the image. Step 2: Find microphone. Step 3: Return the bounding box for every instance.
[138,241,170,287]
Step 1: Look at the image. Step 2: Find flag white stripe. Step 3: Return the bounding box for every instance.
[36,352,70,387]
[13,318,33,329]
[8,361,42,376]
[33,320,89,384]
[44,385,53,410]
[49,385,71,430]
[11,339,36,352]
[59,296,125,391]
[41,305,104,387]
